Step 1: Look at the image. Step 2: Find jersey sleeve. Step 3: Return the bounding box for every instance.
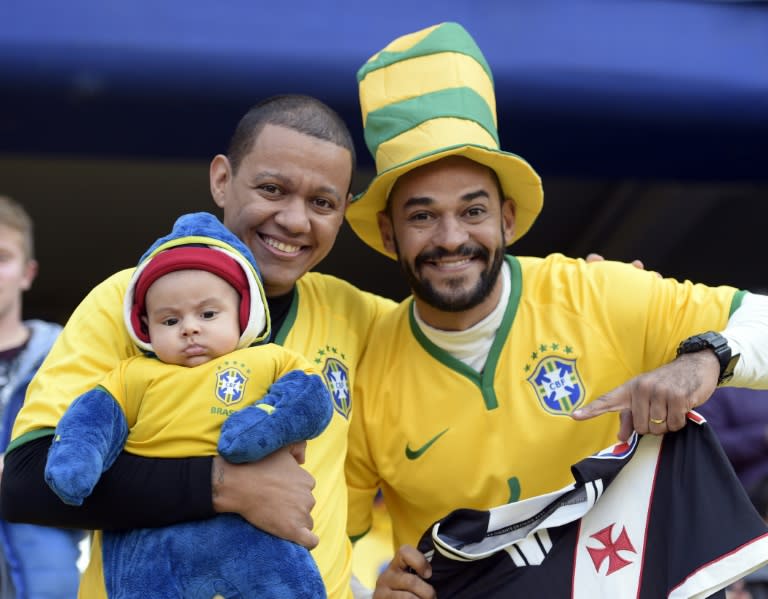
[556,257,740,376]
[98,363,126,399]
[357,287,398,345]
[97,361,138,426]
[599,261,739,372]
[309,272,397,355]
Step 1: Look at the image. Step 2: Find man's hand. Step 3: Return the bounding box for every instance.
[373,545,436,599]
[287,441,307,465]
[585,252,645,270]
[211,446,318,549]
[572,351,720,441]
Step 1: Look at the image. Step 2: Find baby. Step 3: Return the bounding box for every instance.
[45,212,332,598]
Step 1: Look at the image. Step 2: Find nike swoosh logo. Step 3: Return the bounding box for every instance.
[405,429,449,460]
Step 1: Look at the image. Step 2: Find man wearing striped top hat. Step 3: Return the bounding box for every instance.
[345,22,768,597]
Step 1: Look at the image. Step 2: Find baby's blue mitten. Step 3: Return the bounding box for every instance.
[45,388,129,505]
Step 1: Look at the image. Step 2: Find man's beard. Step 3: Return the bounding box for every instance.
[395,240,506,312]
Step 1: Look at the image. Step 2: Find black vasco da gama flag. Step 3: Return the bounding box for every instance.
[417,412,768,599]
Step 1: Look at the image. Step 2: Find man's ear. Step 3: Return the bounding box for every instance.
[377,211,396,255]
[20,259,38,292]
[210,154,232,209]
[501,198,516,244]
[342,192,353,214]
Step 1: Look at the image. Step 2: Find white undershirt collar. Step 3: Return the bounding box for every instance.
[413,261,511,372]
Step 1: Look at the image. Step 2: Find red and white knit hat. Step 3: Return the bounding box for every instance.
[124,245,267,354]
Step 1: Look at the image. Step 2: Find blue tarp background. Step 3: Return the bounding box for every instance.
[2,0,766,179]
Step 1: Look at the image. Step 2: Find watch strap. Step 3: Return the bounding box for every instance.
[676,331,740,385]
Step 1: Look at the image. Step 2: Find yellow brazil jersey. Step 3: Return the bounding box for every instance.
[100,346,315,457]
[346,254,744,550]
[12,269,395,599]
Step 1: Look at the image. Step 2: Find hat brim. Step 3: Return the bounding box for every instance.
[346,144,543,259]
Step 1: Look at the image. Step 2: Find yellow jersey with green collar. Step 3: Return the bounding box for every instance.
[98,346,314,457]
[13,269,394,599]
[346,253,743,550]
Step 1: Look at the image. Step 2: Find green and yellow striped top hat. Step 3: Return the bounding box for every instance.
[347,22,544,258]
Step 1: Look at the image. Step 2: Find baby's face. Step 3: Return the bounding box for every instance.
[143,269,241,367]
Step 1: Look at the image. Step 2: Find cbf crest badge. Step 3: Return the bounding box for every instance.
[215,365,248,406]
[323,358,351,419]
[525,343,585,415]
[313,345,351,419]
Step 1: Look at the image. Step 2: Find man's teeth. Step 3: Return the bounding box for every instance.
[434,258,471,269]
[265,237,301,253]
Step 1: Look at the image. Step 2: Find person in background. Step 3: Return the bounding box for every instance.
[0,195,85,598]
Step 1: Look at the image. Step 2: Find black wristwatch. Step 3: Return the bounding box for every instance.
[676,331,740,385]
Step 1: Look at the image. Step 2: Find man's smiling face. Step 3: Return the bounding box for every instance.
[212,124,352,297]
[379,156,515,327]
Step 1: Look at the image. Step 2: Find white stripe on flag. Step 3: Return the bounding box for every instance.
[571,435,662,599]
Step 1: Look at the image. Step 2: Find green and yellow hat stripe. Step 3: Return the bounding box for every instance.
[347,22,543,259]
[365,88,499,170]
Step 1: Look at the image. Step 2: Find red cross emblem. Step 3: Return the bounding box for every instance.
[586,524,637,575]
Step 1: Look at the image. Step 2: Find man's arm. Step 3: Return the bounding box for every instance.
[2,436,319,548]
[573,293,768,440]
[2,436,215,530]
[3,269,319,546]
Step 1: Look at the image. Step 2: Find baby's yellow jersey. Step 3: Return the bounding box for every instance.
[98,346,313,457]
[346,254,743,550]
